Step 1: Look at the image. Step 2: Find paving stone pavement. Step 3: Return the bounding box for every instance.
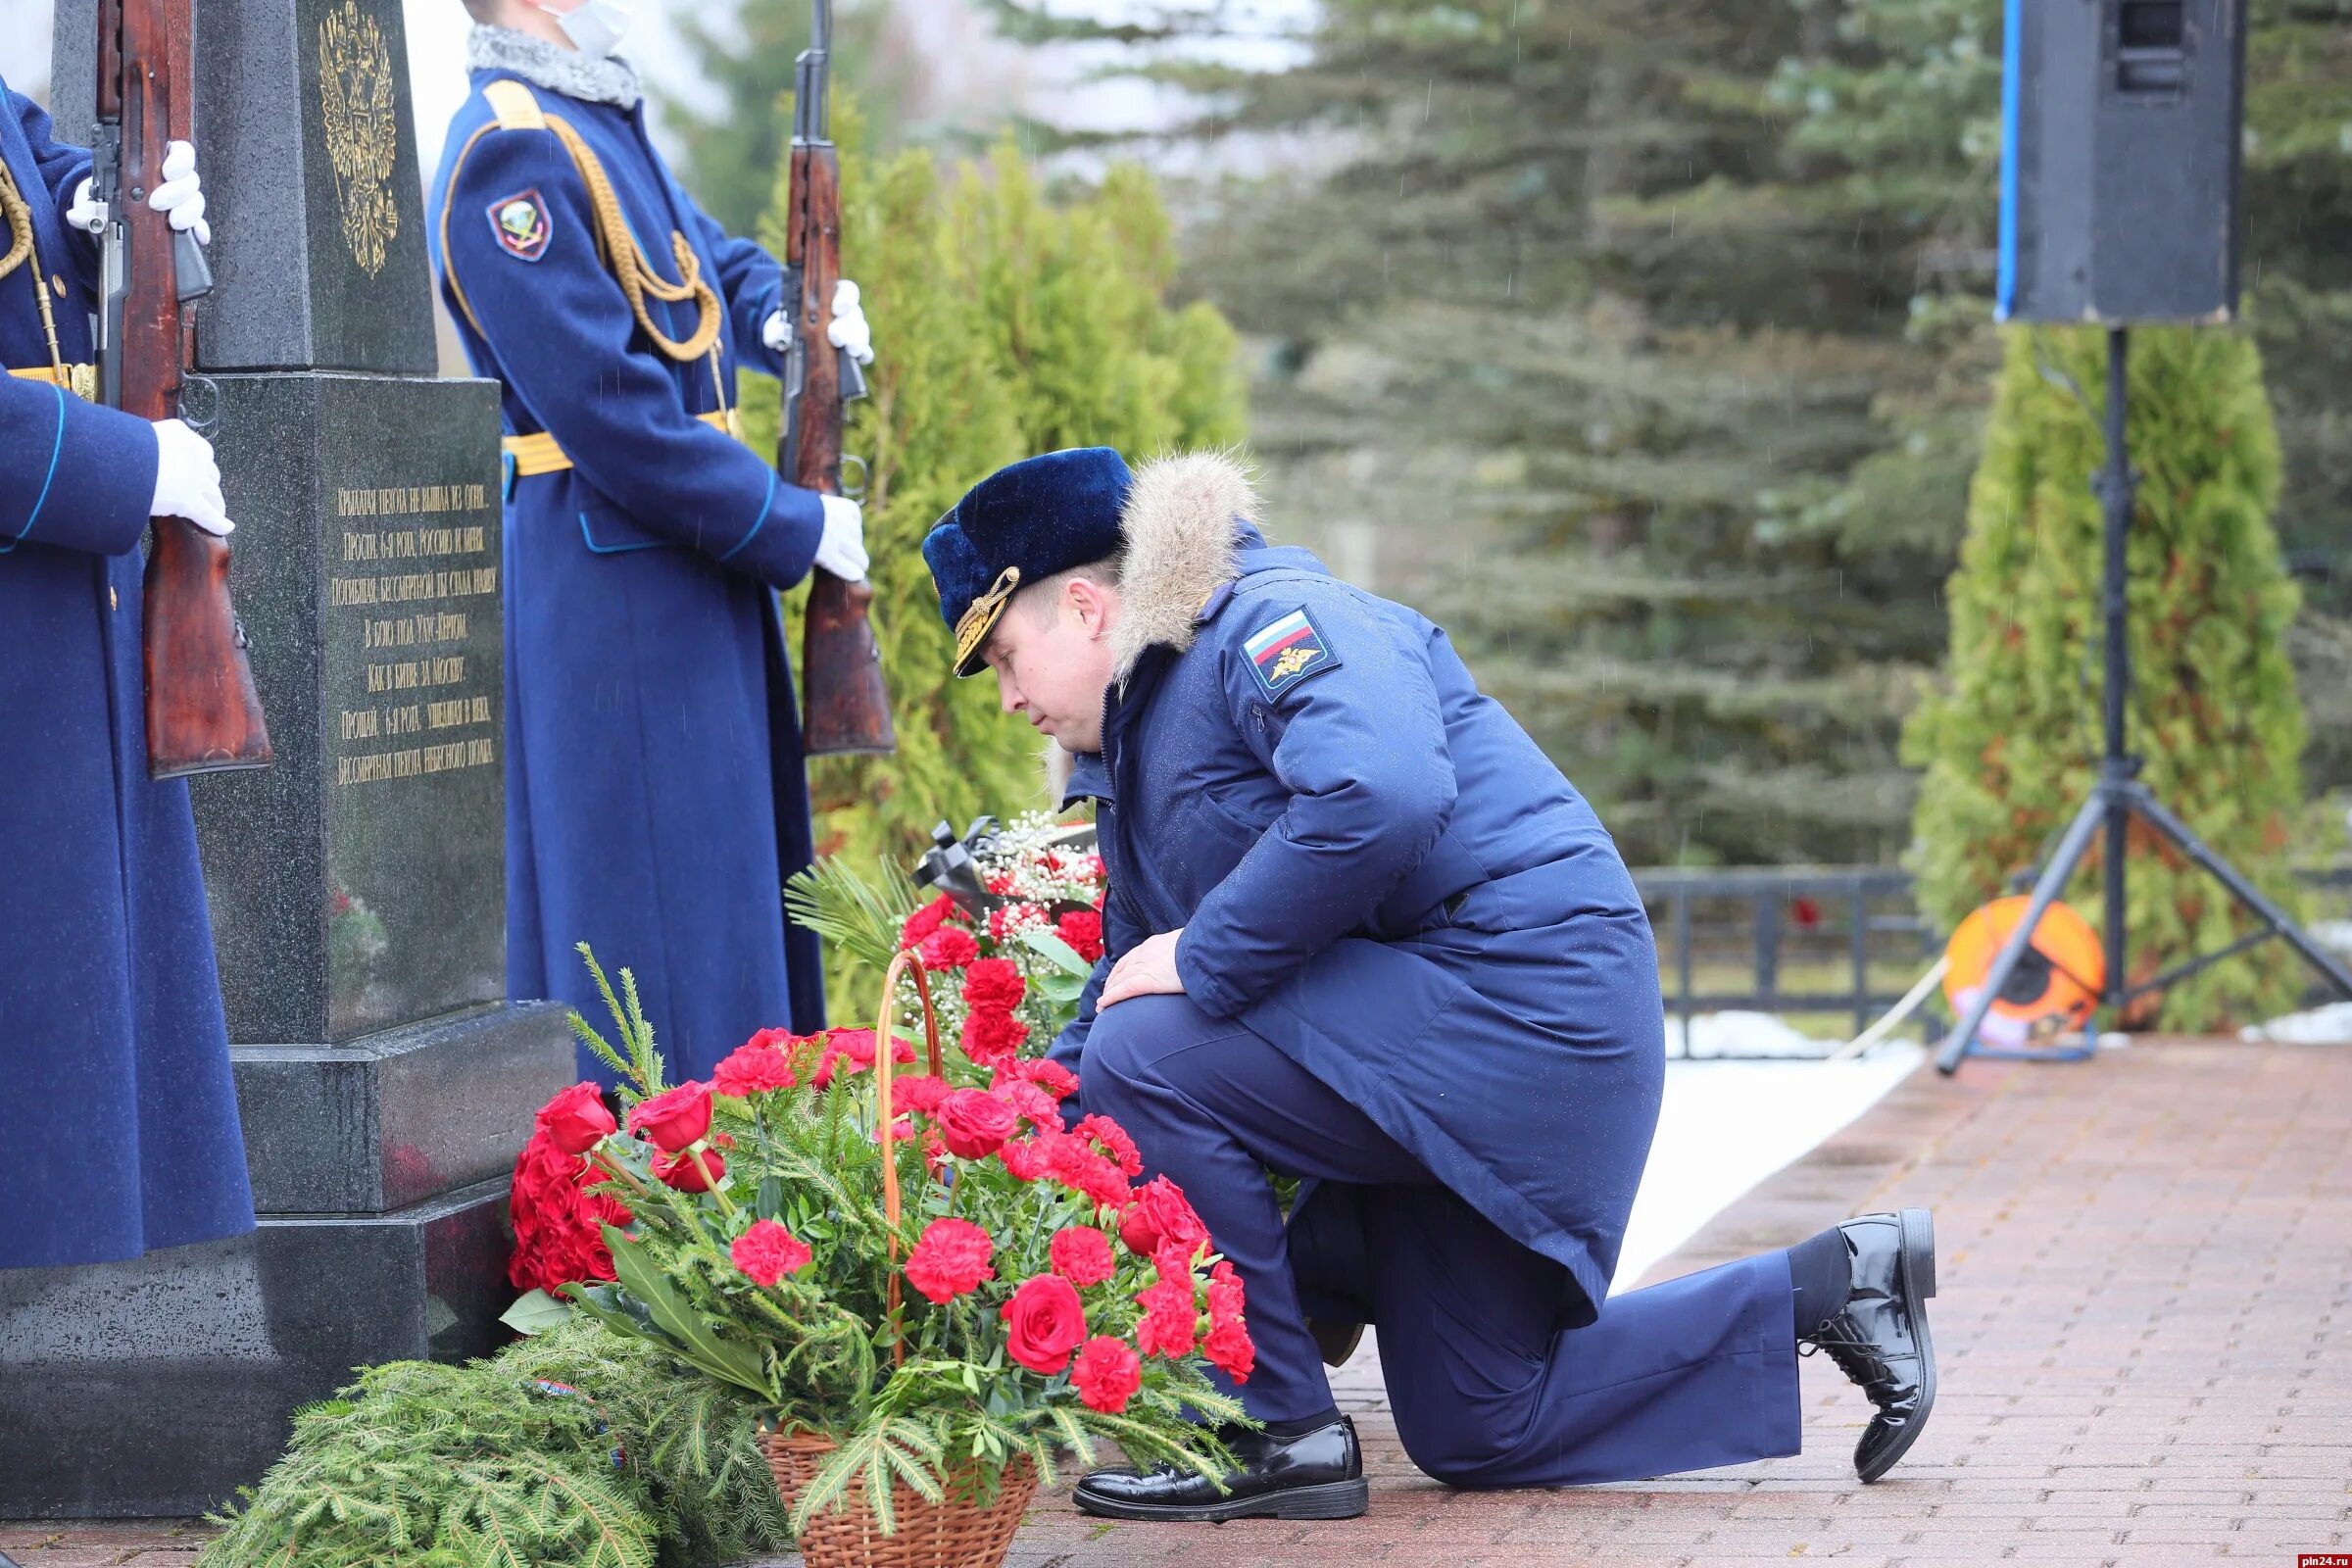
[8,1038,2348,1567]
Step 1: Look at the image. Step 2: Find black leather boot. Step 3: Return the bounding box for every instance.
[1802,1206,1938,1483]
[1073,1415,1369,1521]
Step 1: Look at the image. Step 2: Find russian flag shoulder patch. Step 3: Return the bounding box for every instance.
[1242,606,1341,701]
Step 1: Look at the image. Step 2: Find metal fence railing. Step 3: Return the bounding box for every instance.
[1630,863,2352,1058]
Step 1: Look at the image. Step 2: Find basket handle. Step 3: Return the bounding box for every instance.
[871,948,946,1363]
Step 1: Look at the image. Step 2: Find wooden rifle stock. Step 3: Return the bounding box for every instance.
[783,6,894,758]
[99,0,271,779]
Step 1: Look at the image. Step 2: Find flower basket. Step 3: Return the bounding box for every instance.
[761,1429,1037,1568]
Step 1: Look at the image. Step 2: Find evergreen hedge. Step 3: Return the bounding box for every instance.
[1904,326,2309,1031]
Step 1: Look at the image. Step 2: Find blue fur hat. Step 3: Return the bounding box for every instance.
[924,447,1134,676]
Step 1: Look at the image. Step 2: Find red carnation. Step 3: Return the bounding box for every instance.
[1001,1275,1088,1375]
[1051,1138,1133,1212]
[988,902,1047,943]
[809,1027,914,1090]
[918,926,980,971]
[730,1219,813,1286]
[711,1038,799,1098]
[900,894,960,950]
[958,1007,1030,1070]
[1075,1114,1144,1179]
[995,1079,1061,1129]
[1070,1336,1144,1414]
[1134,1275,1199,1359]
[1057,909,1105,963]
[627,1082,713,1152]
[1208,1258,1247,1324]
[890,1073,952,1114]
[999,1056,1079,1102]
[1119,1176,1209,1259]
[998,1135,1054,1183]
[1203,1317,1256,1382]
[654,1146,726,1192]
[1049,1225,1117,1288]
[905,1217,995,1303]
[535,1082,616,1155]
[936,1089,1019,1160]
[508,1131,632,1294]
[960,957,1026,1013]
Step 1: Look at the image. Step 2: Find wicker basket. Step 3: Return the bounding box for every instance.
[761,1430,1038,1568]
[754,951,1036,1568]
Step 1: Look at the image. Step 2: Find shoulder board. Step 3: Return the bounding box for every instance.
[483,78,546,132]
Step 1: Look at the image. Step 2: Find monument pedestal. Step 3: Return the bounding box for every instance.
[0,0,573,1518]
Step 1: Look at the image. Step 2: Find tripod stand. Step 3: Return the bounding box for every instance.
[1936,326,2352,1075]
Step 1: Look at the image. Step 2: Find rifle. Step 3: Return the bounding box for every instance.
[780,0,895,757]
[94,0,272,779]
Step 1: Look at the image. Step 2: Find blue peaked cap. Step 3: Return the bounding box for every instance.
[924,447,1134,676]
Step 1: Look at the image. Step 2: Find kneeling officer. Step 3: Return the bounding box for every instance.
[923,447,1942,1518]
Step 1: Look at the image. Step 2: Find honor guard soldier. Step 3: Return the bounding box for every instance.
[1,79,255,1267]
[428,0,877,1082]
[925,448,1942,1517]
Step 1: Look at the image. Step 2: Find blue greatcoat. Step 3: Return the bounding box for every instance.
[0,79,255,1267]
[426,48,827,1082]
[1053,459,1666,1327]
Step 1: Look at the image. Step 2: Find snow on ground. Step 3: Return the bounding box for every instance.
[1611,1038,1927,1289]
[2242,1001,2352,1044]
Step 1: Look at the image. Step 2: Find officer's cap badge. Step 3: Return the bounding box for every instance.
[488,188,553,262]
[1245,607,1340,701]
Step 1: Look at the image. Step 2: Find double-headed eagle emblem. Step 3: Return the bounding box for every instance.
[318,0,400,276]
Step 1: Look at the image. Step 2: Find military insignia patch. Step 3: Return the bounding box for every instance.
[488,188,552,262]
[1244,608,1341,701]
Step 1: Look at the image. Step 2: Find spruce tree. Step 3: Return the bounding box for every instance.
[1905,326,2308,1030]
[735,116,1246,927]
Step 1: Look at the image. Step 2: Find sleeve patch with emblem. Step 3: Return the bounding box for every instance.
[1244,607,1341,700]
[488,188,553,262]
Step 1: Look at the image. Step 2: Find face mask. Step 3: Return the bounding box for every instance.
[546,0,631,57]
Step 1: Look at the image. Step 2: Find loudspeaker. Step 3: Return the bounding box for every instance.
[1998,0,2246,323]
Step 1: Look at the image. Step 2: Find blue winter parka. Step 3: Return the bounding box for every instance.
[425,38,827,1080]
[0,79,256,1267]
[1052,455,1666,1324]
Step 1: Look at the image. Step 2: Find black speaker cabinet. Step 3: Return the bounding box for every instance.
[1998,0,2246,323]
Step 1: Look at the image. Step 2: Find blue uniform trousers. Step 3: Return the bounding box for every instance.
[1083,994,1805,1487]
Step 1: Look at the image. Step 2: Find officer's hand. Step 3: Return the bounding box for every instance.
[1099,929,1187,1009]
[150,418,234,536]
[760,279,877,365]
[147,140,211,247]
[66,177,107,235]
[813,492,867,581]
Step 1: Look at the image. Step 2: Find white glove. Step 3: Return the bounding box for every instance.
[826,279,874,364]
[760,278,876,365]
[66,177,107,235]
[146,140,210,247]
[812,492,867,581]
[150,418,233,536]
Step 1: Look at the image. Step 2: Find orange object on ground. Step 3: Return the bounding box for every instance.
[1942,896,2106,1050]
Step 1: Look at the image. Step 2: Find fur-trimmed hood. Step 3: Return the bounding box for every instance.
[1044,450,1261,799]
[1106,450,1262,683]
[467,24,643,110]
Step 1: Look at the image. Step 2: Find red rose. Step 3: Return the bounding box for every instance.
[730,1219,813,1286]
[960,957,1026,1013]
[627,1082,713,1152]
[900,894,959,950]
[936,1089,1019,1159]
[1119,1175,1208,1259]
[654,1147,726,1191]
[711,1037,799,1098]
[918,926,980,971]
[1202,1317,1255,1383]
[1070,1336,1143,1414]
[1057,909,1105,963]
[958,1007,1030,1070]
[535,1082,617,1155]
[508,1131,633,1293]
[1000,1274,1088,1374]
[905,1217,995,1303]
[1134,1275,1199,1359]
[891,1073,952,1115]
[1075,1114,1144,1179]
[1049,1225,1117,1288]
